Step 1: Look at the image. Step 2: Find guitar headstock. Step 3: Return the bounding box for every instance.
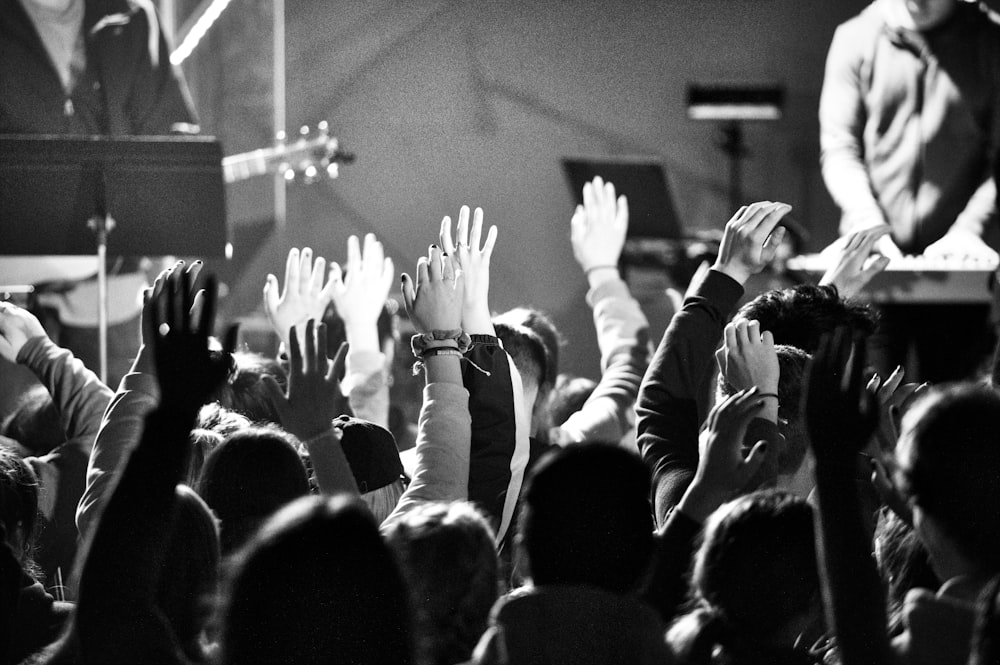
[274,121,355,184]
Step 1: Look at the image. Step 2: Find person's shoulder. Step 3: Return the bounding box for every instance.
[834,1,888,40]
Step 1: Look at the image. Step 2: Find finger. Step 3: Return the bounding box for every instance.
[315,321,329,376]
[299,248,313,293]
[363,234,382,275]
[401,274,416,319]
[440,216,455,254]
[346,235,362,277]
[310,256,327,295]
[457,206,470,248]
[190,289,205,327]
[481,224,498,259]
[761,226,787,263]
[222,323,239,355]
[723,322,738,357]
[442,253,455,281]
[185,259,204,291]
[861,254,891,281]
[602,180,616,223]
[416,256,430,288]
[583,181,596,225]
[715,346,727,376]
[470,207,484,251]
[741,440,769,479]
[263,274,280,317]
[750,202,793,243]
[746,319,761,345]
[284,248,300,297]
[288,323,303,372]
[330,340,349,383]
[880,365,904,400]
[616,194,629,229]
[732,201,772,230]
[329,262,344,293]
[428,246,443,281]
[303,319,319,374]
[380,257,395,299]
[760,329,774,348]
[725,205,750,227]
[867,372,881,394]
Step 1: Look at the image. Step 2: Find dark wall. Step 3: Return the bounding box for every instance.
[185,0,872,377]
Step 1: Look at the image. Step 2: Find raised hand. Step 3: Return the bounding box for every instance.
[328,234,395,354]
[866,366,928,453]
[136,260,203,375]
[439,206,497,334]
[712,201,791,284]
[677,387,769,522]
[819,226,891,299]
[804,326,878,466]
[149,268,236,417]
[401,247,464,334]
[717,319,779,395]
[264,247,336,350]
[264,319,349,440]
[571,176,628,284]
[0,301,46,363]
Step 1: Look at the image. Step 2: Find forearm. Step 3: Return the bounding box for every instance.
[304,428,360,496]
[19,336,113,453]
[343,348,390,427]
[381,381,471,529]
[814,456,892,665]
[636,269,743,525]
[641,508,704,623]
[76,371,159,542]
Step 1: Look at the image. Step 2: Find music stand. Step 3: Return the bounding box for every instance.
[0,134,228,382]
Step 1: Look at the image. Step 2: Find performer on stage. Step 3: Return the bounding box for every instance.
[0,0,199,384]
[819,0,1000,382]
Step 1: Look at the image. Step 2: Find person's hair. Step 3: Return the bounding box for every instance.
[384,501,499,665]
[0,446,40,576]
[897,383,1000,573]
[494,307,562,389]
[548,375,597,427]
[718,344,811,476]
[970,574,1000,665]
[212,351,286,425]
[493,321,550,392]
[221,495,413,665]
[1,386,63,456]
[736,284,878,353]
[185,403,251,487]
[158,485,220,662]
[668,491,819,665]
[874,508,940,637]
[517,443,653,593]
[196,425,310,554]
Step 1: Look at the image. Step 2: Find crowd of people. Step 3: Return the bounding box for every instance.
[0,172,999,665]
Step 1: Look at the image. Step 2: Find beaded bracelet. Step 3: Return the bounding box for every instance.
[422,347,464,360]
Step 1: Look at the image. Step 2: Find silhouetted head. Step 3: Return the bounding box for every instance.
[213,351,286,425]
[517,443,653,593]
[0,446,39,573]
[197,425,310,554]
[221,495,413,665]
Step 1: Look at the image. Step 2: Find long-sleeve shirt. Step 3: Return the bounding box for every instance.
[556,277,650,446]
[381,382,471,530]
[819,0,1000,252]
[18,336,112,589]
[636,269,744,527]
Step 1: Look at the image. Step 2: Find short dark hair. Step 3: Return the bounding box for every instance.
[197,425,310,554]
[213,351,286,425]
[494,322,550,391]
[736,284,878,353]
[518,443,653,593]
[494,307,562,389]
[669,491,818,662]
[0,446,39,571]
[384,501,498,665]
[222,495,413,665]
[897,384,1000,572]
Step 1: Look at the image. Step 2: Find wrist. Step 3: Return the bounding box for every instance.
[584,265,620,290]
[677,479,728,524]
[711,262,750,285]
[343,322,380,354]
[463,307,495,335]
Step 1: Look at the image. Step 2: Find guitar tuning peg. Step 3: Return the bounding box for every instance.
[303,164,318,183]
[299,125,310,137]
[283,167,296,182]
[317,120,329,134]
[326,163,339,179]
[275,130,287,143]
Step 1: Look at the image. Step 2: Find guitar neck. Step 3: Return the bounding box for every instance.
[221,149,274,184]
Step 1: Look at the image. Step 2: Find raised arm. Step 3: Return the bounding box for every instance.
[557,177,650,445]
[329,234,396,426]
[637,202,789,526]
[441,207,530,545]
[806,327,892,665]
[76,266,235,664]
[382,247,470,528]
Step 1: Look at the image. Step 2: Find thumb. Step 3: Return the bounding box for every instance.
[741,440,769,480]
[260,373,288,412]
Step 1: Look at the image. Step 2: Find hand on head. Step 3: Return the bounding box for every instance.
[712,201,791,284]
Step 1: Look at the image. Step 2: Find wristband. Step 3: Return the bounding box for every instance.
[410,329,471,357]
[421,347,464,360]
[756,392,779,401]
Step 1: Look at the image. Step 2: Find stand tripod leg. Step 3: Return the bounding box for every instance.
[88,214,115,384]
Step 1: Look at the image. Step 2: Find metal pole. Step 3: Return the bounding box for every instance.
[273,0,286,230]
